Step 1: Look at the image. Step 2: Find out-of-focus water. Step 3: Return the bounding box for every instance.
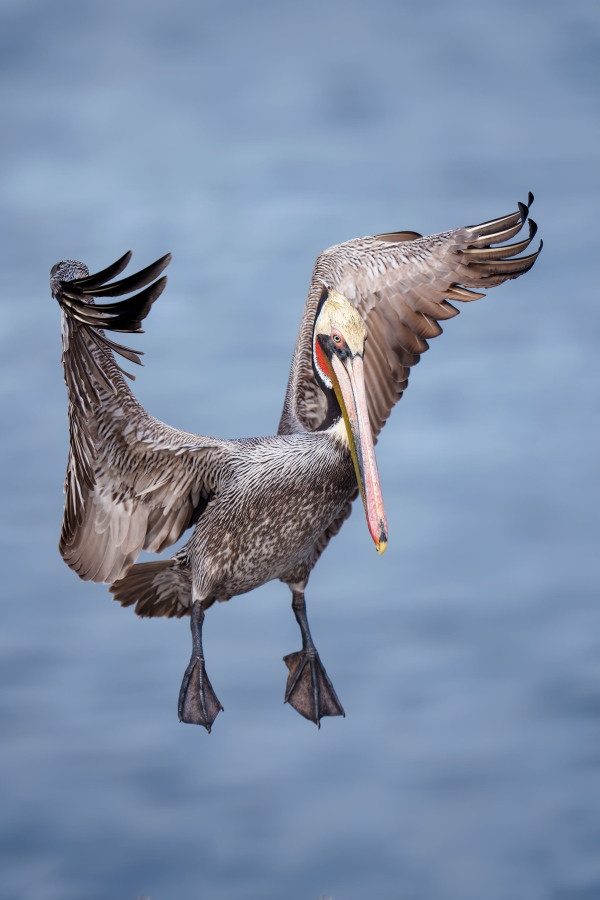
[1,1,599,898]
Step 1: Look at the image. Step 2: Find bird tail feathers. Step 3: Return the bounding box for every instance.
[109,554,192,618]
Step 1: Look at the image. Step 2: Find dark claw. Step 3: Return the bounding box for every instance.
[178,655,223,732]
[283,650,345,727]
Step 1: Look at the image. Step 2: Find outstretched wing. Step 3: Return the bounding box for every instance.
[52,253,233,584]
[279,195,542,439]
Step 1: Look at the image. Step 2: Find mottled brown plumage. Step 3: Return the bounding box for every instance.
[51,196,541,731]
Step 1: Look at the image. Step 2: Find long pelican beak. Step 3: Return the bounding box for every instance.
[329,352,388,554]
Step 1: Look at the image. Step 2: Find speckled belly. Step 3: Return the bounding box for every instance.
[189,437,355,601]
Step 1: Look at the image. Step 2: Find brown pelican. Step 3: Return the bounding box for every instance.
[50,195,541,732]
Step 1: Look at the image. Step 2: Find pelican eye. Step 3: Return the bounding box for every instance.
[332,334,342,343]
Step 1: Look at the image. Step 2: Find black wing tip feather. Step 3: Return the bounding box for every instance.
[69,250,133,290]
[518,191,533,221]
[461,193,542,286]
[518,191,535,220]
[53,252,171,372]
[54,252,171,332]
[518,201,529,223]
[84,252,172,297]
[69,251,172,295]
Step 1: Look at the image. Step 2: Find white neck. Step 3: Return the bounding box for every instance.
[328,417,349,446]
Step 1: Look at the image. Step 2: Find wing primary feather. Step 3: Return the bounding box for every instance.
[82,253,171,297]
[93,278,168,332]
[70,251,133,289]
[58,277,168,379]
[61,307,116,328]
[61,290,158,317]
[464,228,536,261]
[468,244,542,275]
[469,194,533,238]
[468,220,525,246]
[469,208,523,236]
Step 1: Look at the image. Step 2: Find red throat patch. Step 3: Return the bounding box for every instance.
[314,338,331,383]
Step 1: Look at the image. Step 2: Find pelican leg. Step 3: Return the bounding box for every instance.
[283,589,345,727]
[178,600,223,732]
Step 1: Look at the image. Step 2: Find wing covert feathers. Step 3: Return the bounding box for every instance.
[52,253,231,584]
[279,195,542,439]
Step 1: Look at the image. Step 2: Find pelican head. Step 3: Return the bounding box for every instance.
[313,290,388,554]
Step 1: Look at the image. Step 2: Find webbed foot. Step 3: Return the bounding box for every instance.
[283,648,345,726]
[178,655,223,731]
[178,600,223,732]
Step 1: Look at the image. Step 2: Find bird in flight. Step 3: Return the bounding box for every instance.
[51,195,541,732]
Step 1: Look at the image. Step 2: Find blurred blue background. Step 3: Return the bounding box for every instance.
[1,1,599,898]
